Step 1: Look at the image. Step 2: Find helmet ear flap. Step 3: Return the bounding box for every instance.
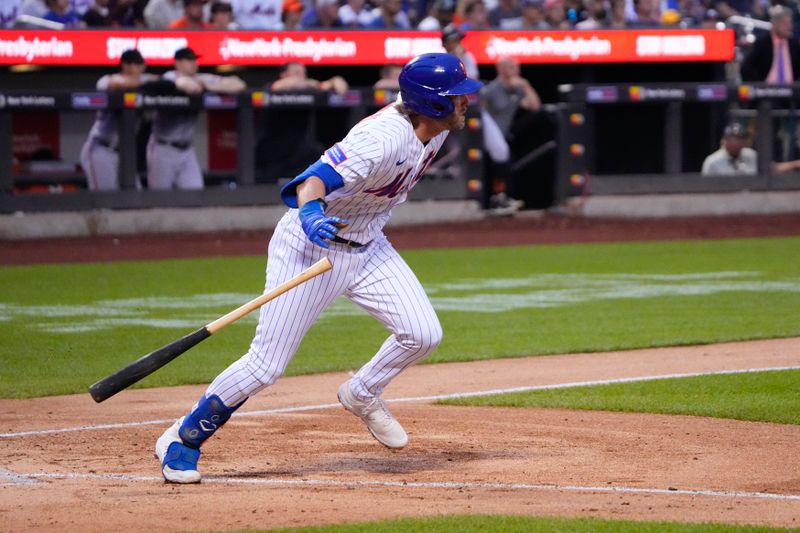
[428,95,454,117]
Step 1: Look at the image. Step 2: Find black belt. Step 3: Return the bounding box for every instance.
[331,235,366,248]
[156,138,191,150]
[93,137,118,151]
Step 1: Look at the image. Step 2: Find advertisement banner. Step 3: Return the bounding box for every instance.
[207,110,238,171]
[0,29,734,66]
[12,111,60,161]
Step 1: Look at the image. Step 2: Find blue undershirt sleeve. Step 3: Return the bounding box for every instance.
[280,160,345,208]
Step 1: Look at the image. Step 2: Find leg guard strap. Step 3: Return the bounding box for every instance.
[179,394,244,448]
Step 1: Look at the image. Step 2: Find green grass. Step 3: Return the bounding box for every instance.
[441,369,800,425]
[1,236,799,398]
[233,514,797,532]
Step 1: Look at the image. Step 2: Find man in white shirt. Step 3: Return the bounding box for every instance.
[701,123,758,176]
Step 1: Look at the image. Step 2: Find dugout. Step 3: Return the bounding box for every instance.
[4,26,799,216]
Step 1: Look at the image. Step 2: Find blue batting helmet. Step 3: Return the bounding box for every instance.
[399,53,483,119]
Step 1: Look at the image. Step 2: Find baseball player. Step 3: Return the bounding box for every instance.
[147,47,246,190]
[80,49,156,191]
[155,53,482,483]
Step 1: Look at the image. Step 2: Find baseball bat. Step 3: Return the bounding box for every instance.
[88,257,333,403]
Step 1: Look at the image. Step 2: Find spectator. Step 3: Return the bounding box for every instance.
[626,0,660,26]
[82,0,112,25]
[460,0,489,29]
[741,5,799,83]
[714,0,759,19]
[147,47,246,190]
[701,123,758,176]
[231,0,282,29]
[21,0,47,19]
[366,0,410,28]
[281,0,303,28]
[339,0,372,27]
[543,0,568,28]
[144,0,182,27]
[488,0,523,29]
[80,49,157,190]
[256,62,349,184]
[677,0,707,27]
[83,0,144,28]
[43,0,82,26]
[168,0,210,28]
[0,0,21,27]
[481,56,542,213]
[608,0,625,26]
[300,0,343,28]
[374,63,402,89]
[417,0,455,30]
[519,0,549,29]
[441,23,478,78]
[209,0,237,28]
[575,0,606,28]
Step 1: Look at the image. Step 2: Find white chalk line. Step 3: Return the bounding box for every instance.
[0,468,44,485]
[2,365,800,439]
[12,471,800,502]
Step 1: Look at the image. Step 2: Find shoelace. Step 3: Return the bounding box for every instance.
[363,398,395,429]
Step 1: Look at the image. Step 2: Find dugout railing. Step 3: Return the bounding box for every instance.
[555,81,800,204]
[0,88,484,214]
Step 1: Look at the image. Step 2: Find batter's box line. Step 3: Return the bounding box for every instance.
[0,468,44,485]
[18,471,800,502]
[2,365,800,439]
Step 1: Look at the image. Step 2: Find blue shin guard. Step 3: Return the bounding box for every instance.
[178,394,244,448]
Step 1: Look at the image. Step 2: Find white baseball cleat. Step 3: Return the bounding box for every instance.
[155,418,202,484]
[337,380,408,449]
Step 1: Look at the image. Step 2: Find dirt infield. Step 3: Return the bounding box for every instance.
[2,213,800,531]
[1,338,799,532]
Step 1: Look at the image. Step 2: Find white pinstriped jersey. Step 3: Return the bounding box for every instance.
[319,104,448,245]
[183,94,448,436]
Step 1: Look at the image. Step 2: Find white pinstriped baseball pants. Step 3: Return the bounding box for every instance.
[205,211,443,407]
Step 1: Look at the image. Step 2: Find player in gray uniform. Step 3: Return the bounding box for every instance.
[154,53,482,483]
[146,47,246,190]
[80,50,155,191]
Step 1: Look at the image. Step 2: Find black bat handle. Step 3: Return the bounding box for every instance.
[88,327,211,403]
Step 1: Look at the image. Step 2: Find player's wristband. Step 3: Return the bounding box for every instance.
[298,198,327,221]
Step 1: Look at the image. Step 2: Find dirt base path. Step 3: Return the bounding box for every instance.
[1,337,799,532]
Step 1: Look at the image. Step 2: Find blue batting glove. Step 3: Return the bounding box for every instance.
[298,199,348,249]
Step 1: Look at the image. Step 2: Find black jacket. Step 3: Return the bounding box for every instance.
[741,32,800,82]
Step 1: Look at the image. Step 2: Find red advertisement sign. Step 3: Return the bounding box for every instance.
[207,110,237,171]
[0,29,734,66]
[12,111,60,161]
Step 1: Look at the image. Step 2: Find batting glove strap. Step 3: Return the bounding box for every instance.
[162,441,200,471]
[299,199,346,249]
